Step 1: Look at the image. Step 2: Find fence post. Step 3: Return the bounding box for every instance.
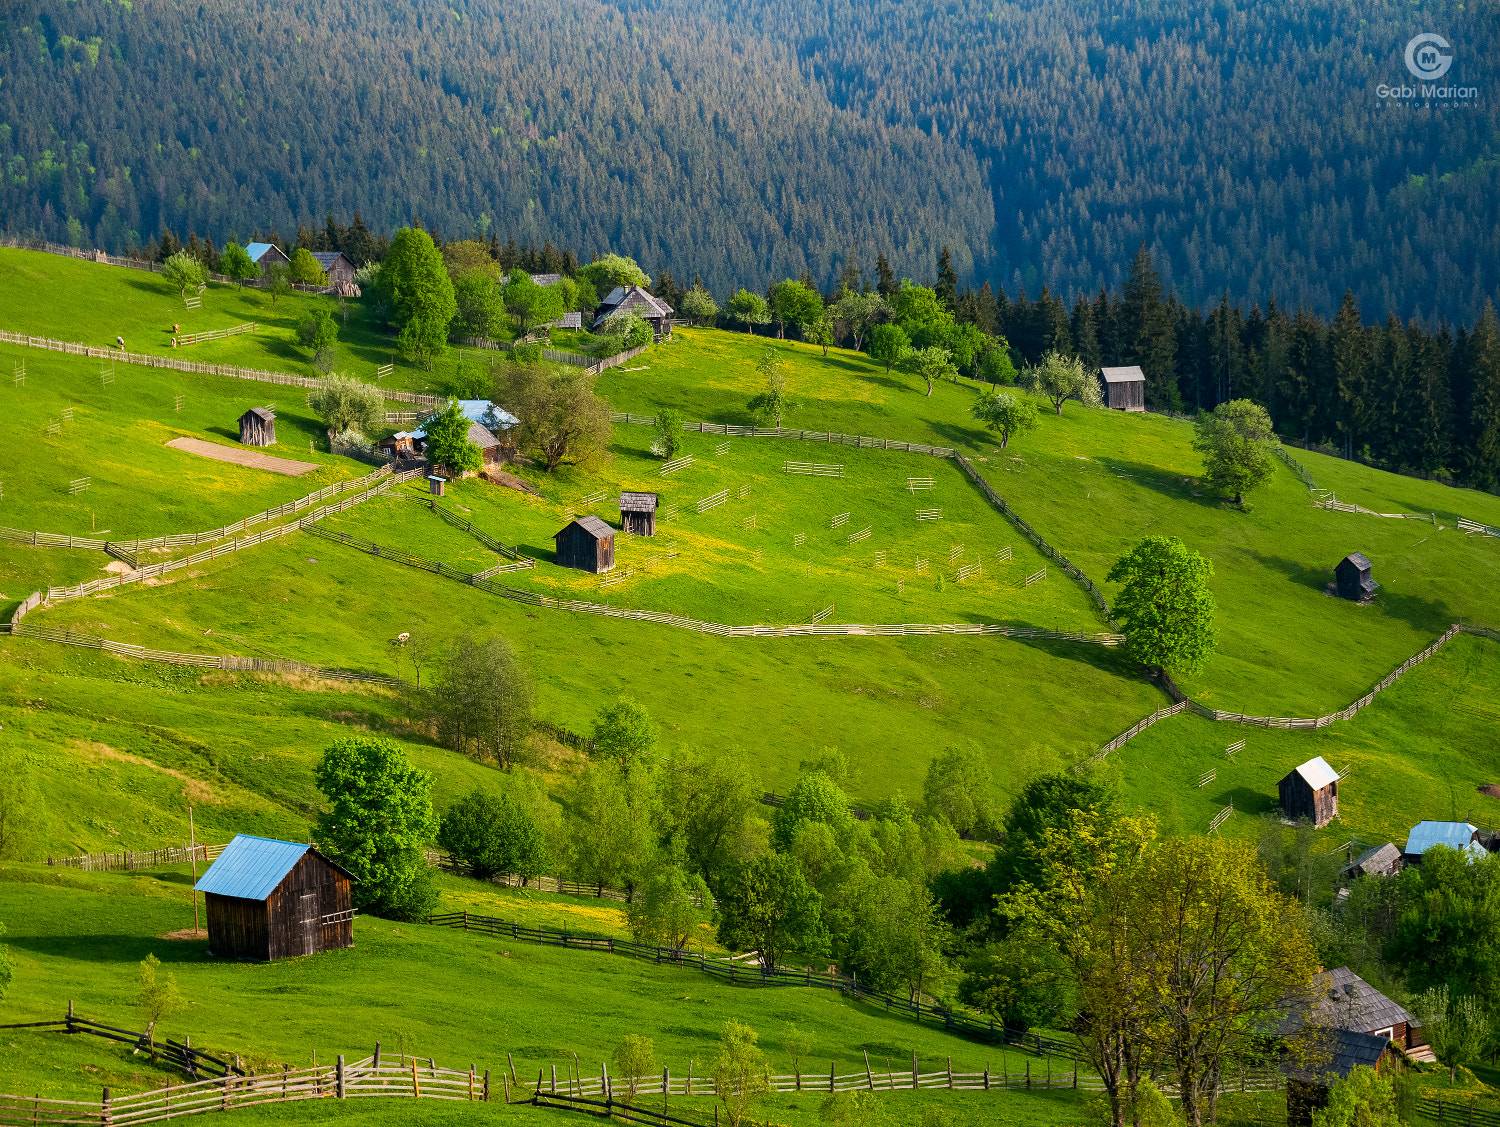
[912,1051,918,1090]
[984,1066,989,1091]
[1026,1061,1031,1090]
[864,1050,874,1090]
[830,1062,835,1092]
[411,1059,420,1098]
[483,1069,490,1102]
[337,1055,345,1099]
[947,1057,953,1089]
[100,1087,110,1127]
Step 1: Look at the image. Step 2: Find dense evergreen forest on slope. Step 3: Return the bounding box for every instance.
[0,0,1496,322]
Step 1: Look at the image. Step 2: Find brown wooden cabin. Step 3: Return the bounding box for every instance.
[309,251,357,287]
[378,431,418,459]
[1285,1028,1401,1127]
[1342,842,1401,882]
[554,515,615,573]
[1336,553,1376,601]
[194,834,356,961]
[1306,967,1422,1052]
[1279,756,1339,827]
[238,407,276,447]
[619,491,659,537]
[1098,366,1146,411]
[245,242,291,275]
[592,285,674,342]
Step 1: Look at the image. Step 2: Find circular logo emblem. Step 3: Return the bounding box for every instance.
[1405,33,1454,80]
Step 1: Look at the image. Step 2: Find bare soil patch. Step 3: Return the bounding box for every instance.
[166,436,319,476]
[1479,784,1500,799]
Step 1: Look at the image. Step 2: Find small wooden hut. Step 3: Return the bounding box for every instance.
[1097,366,1146,411]
[619,492,659,537]
[1342,842,1401,881]
[1285,1029,1399,1127]
[1278,756,1339,827]
[309,251,357,288]
[238,407,276,447]
[1335,553,1375,601]
[1402,820,1485,864]
[554,515,615,573]
[194,834,356,961]
[592,285,675,342]
[245,242,291,275]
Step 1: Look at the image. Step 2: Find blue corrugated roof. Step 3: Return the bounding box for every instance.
[1405,820,1482,857]
[245,242,278,263]
[195,834,309,900]
[415,399,518,438]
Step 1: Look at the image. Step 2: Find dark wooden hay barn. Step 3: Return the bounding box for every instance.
[592,285,675,342]
[194,834,355,961]
[554,515,615,573]
[1098,366,1146,411]
[1305,967,1421,1050]
[238,407,276,447]
[1342,842,1401,882]
[309,251,357,288]
[619,491,659,537]
[1284,1029,1398,1127]
[1278,755,1339,828]
[1336,553,1376,601]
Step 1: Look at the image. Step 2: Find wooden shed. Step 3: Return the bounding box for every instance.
[619,491,659,537]
[1284,1028,1400,1127]
[245,242,291,275]
[194,834,356,961]
[1278,756,1339,827]
[1306,967,1422,1051]
[1098,366,1146,411]
[1336,553,1376,601]
[554,515,615,573]
[309,251,357,288]
[1342,842,1401,881]
[592,285,674,342]
[238,407,276,447]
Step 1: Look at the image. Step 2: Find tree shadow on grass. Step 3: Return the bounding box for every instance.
[1094,457,1223,509]
[5,934,195,964]
[1243,549,1456,632]
[926,419,993,452]
[1212,784,1280,818]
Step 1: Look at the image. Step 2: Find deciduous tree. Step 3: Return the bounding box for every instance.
[308,373,384,435]
[220,242,257,289]
[500,364,613,472]
[866,323,910,375]
[717,852,828,969]
[830,290,888,352]
[160,252,205,298]
[290,247,328,286]
[747,348,793,425]
[314,736,438,919]
[1019,350,1101,414]
[1106,536,1217,674]
[725,289,771,334]
[379,228,457,369]
[713,1020,772,1127]
[1192,398,1279,505]
[626,865,711,951]
[591,697,659,765]
[421,400,483,474]
[136,953,186,1055]
[901,345,957,397]
[769,279,823,339]
[972,387,1038,449]
[920,745,995,839]
[432,634,533,767]
[437,788,549,881]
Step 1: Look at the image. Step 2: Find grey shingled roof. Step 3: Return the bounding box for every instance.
[1342,552,1372,571]
[466,421,501,450]
[529,273,563,287]
[1308,968,1415,1035]
[244,406,275,422]
[594,285,673,326]
[1343,842,1401,875]
[619,491,659,513]
[1099,365,1146,384]
[309,251,353,271]
[561,515,613,540]
[1285,1027,1391,1084]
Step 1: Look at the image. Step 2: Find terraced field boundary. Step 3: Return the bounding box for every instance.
[0,329,444,407]
[1094,622,1500,757]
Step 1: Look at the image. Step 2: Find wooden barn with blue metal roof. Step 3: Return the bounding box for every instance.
[195,834,356,961]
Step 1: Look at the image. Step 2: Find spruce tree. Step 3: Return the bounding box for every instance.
[875,253,897,297]
[1468,301,1500,489]
[935,246,958,308]
[1120,244,1180,409]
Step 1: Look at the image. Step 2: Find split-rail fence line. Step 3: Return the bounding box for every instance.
[44,843,224,871]
[1094,622,1500,758]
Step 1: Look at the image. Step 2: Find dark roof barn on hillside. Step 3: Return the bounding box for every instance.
[1335,553,1376,601]
[309,251,357,286]
[194,834,355,961]
[618,491,659,537]
[238,406,276,447]
[1278,755,1339,828]
[1306,967,1422,1049]
[1342,842,1401,881]
[1284,1028,1400,1127]
[554,515,615,573]
[593,285,674,342]
[1098,366,1146,411]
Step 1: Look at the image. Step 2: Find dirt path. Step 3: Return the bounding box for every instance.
[167,436,320,476]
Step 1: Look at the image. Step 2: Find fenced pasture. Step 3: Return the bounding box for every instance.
[0,246,439,395]
[0,344,406,539]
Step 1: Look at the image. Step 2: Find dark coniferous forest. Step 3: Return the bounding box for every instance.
[0,0,1496,324]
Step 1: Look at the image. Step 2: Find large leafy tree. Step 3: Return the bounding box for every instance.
[422,400,483,474]
[626,864,712,951]
[717,852,828,969]
[437,788,549,881]
[160,252,205,298]
[378,228,457,369]
[578,254,650,293]
[902,345,957,397]
[591,697,659,766]
[772,771,852,849]
[500,364,613,472]
[1106,536,1217,674]
[308,373,384,434]
[502,269,567,333]
[452,271,502,339]
[290,247,328,285]
[1192,398,1279,504]
[768,279,823,339]
[314,736,438,920]
[568,762,659,900]
[1020,350,1102,414]
[725,289,771,333]
[829,289,888,351]
[431,634,533,766]
[972,387,1038,448]
[866,323,910,374]
[658,748,763,889]
[920,745,995,839]
[220,242,257,289]
[679,284,720,326]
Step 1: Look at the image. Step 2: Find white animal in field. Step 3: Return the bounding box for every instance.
[397,632,410,644]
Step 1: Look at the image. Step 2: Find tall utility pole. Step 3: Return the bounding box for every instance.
[189,805,200,934]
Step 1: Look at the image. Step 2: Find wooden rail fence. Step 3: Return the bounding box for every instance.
[175,323,256,347]
[1093,623,1500,757]
[0,1010,242,1083]
[45,844,223,870]
[0,464,401,554]
[0,330,443,407]
[421,499,533,563]
[953,456,1117,627]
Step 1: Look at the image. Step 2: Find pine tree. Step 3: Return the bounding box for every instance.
[1036,287,1072,356]
[1120,244,1180,409]
[875,253,897,297]
[1467,301,1500,489]
[975,282,1000,338]
[1329,291,1370,459]
[1070,296,1102,373]
[1208,292,1245,407]
[935,246,958,308]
